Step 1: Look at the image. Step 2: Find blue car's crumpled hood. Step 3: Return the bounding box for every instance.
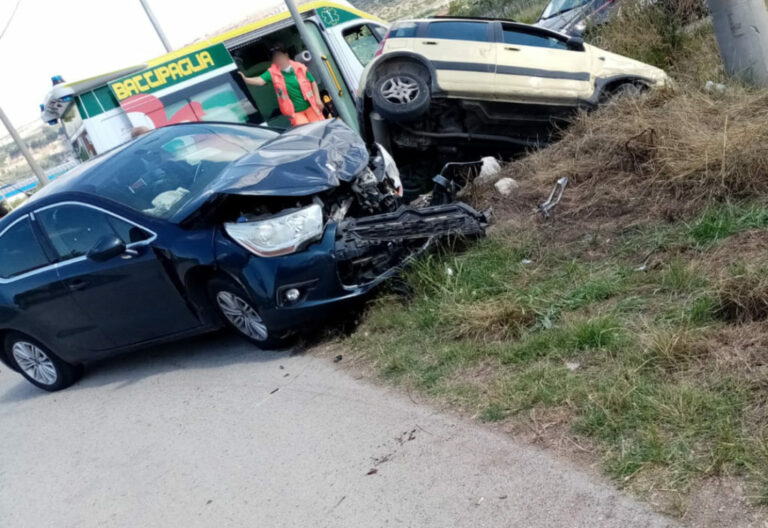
[212,119,369,197]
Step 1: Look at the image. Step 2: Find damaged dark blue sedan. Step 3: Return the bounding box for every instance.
[0,120,486,391]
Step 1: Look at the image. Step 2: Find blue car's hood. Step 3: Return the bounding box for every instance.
[212,119,369,197]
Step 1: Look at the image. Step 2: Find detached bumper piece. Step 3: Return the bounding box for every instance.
[335,202,489,286]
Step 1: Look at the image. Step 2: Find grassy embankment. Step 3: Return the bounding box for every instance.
[341,0,768,514]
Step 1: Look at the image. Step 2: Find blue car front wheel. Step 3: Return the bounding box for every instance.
[208,278,291,349]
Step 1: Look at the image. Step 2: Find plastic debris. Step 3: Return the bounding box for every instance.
[494,177,519,196]
[704,80,727,94]
[565,361,581,371]
[539,177,569,219]
[475,156,502,185]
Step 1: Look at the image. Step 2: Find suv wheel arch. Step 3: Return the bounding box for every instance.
[592,75,652,105]
[367,53,439,96]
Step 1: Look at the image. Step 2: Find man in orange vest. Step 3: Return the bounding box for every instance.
[240,43,326,127]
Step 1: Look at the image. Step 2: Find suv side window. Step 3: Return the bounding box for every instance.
[502,25,569,50]
[0,217,50,279]
[427,21,490,42]
[343,24,387,66]
[36,204,150,261]
[389,22,418,39]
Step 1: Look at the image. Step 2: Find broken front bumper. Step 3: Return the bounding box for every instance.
[334,202,489,288]
[217,203,488,332]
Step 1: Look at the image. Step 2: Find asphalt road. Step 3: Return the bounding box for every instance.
[0,332,675,528]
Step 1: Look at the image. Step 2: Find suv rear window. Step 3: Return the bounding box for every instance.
[389,22,417,39]
[426,21,489,42]
[0,217,49,279]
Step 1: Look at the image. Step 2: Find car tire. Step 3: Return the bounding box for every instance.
[600,81,646,103]
[372,71,431,124]
[208,278,290,349]
[5,332,81,391]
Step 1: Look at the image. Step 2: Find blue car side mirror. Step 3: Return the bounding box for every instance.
[87,235,127,262]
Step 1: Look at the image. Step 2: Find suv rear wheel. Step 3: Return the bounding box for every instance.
[372,71,431,123]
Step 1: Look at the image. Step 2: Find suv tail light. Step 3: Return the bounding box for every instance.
[374,30,391,58]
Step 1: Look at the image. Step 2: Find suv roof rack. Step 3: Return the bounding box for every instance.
[428,15,519,23]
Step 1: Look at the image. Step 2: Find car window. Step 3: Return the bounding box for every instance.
[372,25,387,39]
[0,217,50,279]
[36,204,151,261]
[427,21,490,42]
[343,24,385,66]
[389,22,417,39]
[502,26,569,50]
[76,124,278,220]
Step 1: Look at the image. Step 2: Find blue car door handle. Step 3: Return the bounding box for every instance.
[68,279,88,292]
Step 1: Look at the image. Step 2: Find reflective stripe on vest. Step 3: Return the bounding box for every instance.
[268,60,321,118]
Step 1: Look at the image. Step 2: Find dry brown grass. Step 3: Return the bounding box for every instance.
[716,266,768,323]
[501,86,768,222]
[641,325,710,371]
[447,297,537,341]
[706,323,768,378]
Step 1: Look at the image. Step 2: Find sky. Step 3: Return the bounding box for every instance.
[0,0,287,128]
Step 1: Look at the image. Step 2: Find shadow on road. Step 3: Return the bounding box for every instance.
[0,331,297,404]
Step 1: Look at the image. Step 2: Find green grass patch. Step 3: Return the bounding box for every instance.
[346,202,768,505]
[688,203,768,246]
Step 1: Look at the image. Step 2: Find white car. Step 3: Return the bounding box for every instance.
[357,16,668,174]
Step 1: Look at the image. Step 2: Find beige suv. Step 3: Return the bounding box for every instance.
[358,16,667,176]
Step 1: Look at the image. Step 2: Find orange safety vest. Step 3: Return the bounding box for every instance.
[268,61,322,118]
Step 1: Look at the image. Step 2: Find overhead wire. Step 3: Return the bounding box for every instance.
[0,0,23,42]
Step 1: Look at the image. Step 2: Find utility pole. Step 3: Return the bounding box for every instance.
[0,0,47,187]
[0,106,47,187]
[283,0,357,129]
[139,0,172,53]
[706,0,768,86]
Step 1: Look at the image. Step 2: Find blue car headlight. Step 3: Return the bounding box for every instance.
[224,204,324,257]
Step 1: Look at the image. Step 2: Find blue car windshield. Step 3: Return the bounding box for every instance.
[84,124,279,219]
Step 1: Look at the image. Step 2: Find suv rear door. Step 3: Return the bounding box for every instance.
[413,20,497,98]
[494,23,593,103]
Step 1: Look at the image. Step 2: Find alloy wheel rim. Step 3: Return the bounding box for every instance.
[216,291,268,342]
[12,341,58,385]
[381,76,420,105]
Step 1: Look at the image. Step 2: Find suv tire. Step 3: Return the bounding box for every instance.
[372,71,431,123]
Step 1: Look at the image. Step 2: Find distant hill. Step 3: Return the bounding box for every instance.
[353,0,450,19]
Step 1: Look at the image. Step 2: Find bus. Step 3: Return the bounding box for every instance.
[40,1,388,161]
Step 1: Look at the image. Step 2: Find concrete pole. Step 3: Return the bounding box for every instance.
[0,106,47,187]
[706,0,768,86]
[139,0,172,53]
[283,0,357,128]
